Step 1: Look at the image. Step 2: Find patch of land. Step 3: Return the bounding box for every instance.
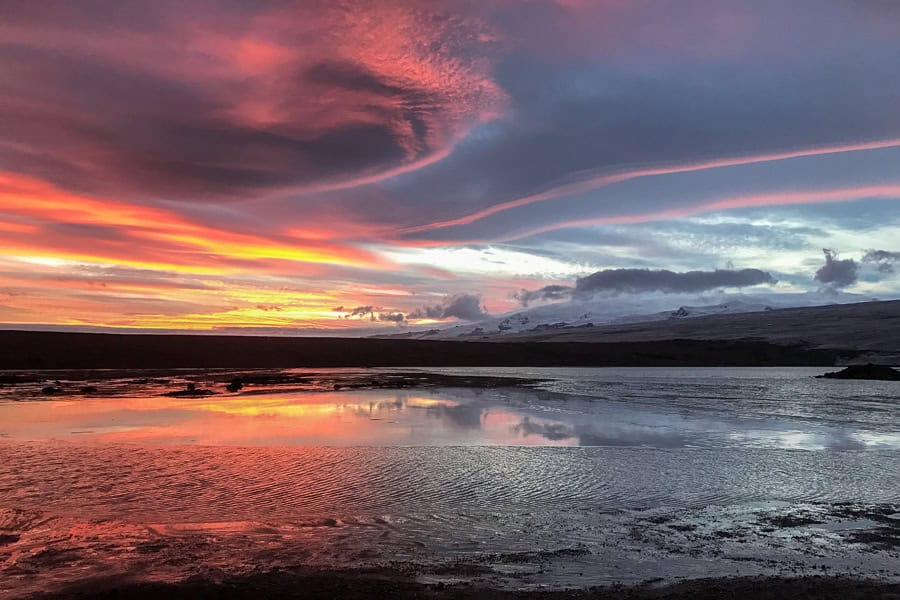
[818,364,900,381]
[0,332,854,370]
[0,369,552,400]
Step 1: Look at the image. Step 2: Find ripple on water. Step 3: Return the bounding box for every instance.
[2,444,899,524]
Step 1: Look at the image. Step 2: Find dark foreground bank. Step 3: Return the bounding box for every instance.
[0,330,851,369]
[818,363,900,380]
[31,572,900,600]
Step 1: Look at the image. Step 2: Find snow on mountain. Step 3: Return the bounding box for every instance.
[373,290,876,340]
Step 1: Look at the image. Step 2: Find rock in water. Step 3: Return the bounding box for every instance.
[163,381,217,397]
[817,364,900,381]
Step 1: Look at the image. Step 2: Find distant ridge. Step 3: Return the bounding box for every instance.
[1,301,895,369]
[371,299,899,360]
[491,299,900,352]
[0,332,848,369]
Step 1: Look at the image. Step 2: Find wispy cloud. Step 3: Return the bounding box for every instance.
[1,1,899,330]
[400,139,900,235]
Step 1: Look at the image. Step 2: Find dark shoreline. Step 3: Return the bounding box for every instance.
[28,572,900,600]
[0,330,851,370]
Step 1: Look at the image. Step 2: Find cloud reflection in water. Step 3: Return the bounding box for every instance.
[0,379,897,450]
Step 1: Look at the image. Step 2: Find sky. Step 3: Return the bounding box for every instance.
[1,0,899,333]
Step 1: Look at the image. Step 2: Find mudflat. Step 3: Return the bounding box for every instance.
[28,573,900,600]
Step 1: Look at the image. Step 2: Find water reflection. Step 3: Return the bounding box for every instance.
[3,368,899,599]
[0,381,897,449]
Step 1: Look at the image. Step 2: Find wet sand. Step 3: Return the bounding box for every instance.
[4,492,899,598]
[27,572,900,600]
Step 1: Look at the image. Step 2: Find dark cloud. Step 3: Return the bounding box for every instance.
[337,307,407,324]
[815,249,858,287]
[378,312,406,323]
[573,268,777,297]
[409,293,488,321]
[340,306,376,321]
[513,284,574,307]
[862,249,900,274]
[339,300,520,329]
[512,267,777,305]
[256,305,282,312]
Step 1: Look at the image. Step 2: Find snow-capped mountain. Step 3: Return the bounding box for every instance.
[372,291,875,340]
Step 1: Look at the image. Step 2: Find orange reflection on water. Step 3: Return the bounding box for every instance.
[404,397,458,408]
[0,390,575,447]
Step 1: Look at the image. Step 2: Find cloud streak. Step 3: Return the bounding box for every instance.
[445,184,900,245]
[400,138,900,235]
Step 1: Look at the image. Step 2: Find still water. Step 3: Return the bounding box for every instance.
[1,367,899,595]
[2,366,898,449]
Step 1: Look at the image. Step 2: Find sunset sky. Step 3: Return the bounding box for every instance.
[1,0,899,333]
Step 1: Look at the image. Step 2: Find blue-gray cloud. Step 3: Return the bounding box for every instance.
[378,312,406,323]
[573,268,777,297]
[862,249,900,273]
[514,267,776,306]
[514,284,574,307]
[815,249,858,287]
[409,293,488,321]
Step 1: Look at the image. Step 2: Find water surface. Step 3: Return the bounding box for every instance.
[1,367,899,596]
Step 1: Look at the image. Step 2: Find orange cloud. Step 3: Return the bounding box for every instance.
[0,170,408,329]
[0,172,388,273]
